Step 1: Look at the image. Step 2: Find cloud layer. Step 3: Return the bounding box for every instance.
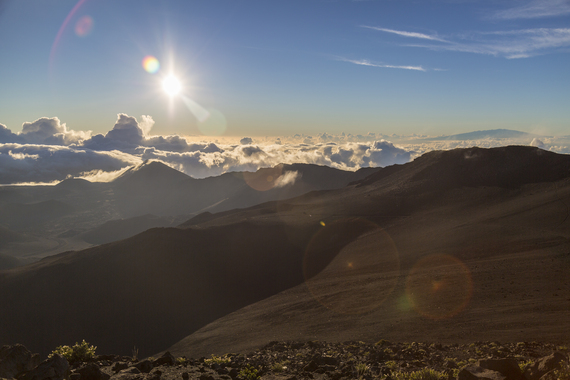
[1,114,570,185]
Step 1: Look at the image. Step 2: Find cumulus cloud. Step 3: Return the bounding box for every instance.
[530,138,545,148]
[0,123,24,143]
[3,112,570,185]
[274,171,301,188]
[0,143,139,184]
[16,117,90,145]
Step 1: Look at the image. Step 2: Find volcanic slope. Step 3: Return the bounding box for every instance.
[0,161,379,259]
[1,146,570,359]
[168,146,570,357]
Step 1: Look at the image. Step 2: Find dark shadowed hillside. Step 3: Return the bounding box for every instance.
[0,162,379,260]
[1,146,570,359]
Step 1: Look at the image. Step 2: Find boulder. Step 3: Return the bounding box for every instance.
[524,352,568,380]
[477,359,525,380]
[75,363,110,380]
[18,354,69,380]
[458,365,506,380]
[151,353,175,367]
[133,360,153,374]
[0,345,40,379]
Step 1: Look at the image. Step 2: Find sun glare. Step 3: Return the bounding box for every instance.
[162,75,182,96]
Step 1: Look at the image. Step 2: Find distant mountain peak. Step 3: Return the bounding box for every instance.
[430,129,538,141]
[113,160,190,185]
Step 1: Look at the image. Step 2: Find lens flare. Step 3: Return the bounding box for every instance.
[74,15,93,37]
[405,253,473,320]
[163,75,181,96]
[303,218,400,315]
[142,56,160,74]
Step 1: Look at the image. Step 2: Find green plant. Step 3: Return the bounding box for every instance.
[204,354,231,366]
[271,362,286,372]
[238,365,260,380]
[375,339,392,347]
[176,357,189,365]
[385,360,399,371]
[553,360,570,380]
[49,340,97,363]
[393,368,446,380]
[518,360,533,373]
[355,362,370,380]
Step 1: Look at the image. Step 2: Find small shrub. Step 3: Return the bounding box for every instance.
[49,340,96,363]
[393,368,446,380]
[271,362,286,372]
[355,362,370,380]
[385,360,399,371]
[238,365,260,380]
[553,360,570,380]
[176,357,189,365]
[518,360,533,373]
[375,339,392,347]
[204,354,231,366]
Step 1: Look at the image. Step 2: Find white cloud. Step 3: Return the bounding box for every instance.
[240,137,253,145]
[408,28,570,59]
[0,143,139,184]
[361,26,449,42]
[338,57,427,71]
[18,117,90,145]
[492,0,570,19]
[274,171,301,188]
[0,123,25,143]
[364,24,570,59]
[3,113,570,185]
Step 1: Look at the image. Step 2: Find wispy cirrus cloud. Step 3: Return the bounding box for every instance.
[360,26,450,43]
[337,57,427,71]
[409,27,570,58]
[364,24,570,59]
[492,0,570,19]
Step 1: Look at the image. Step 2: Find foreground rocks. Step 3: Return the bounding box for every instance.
[1,341,568,380]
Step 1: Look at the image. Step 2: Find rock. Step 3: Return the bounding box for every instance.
[458,365,506,380]
[69,373,81,380]
[524,352,568,380]
[0,345,40,379]
[75,363,110,380]
[477,359,525,380]
[303,361,319,373]
[110,367,143,380]
[181,373,189,380]
[152,353,176,367]
[18,354,69,380]
[133,360,153,374]
[147,369,161,380]
[112,364,129,373]
[119,368,141,375]
[315,356,339,367]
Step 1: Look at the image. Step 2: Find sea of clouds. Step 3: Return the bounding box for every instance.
[1,114,568,185]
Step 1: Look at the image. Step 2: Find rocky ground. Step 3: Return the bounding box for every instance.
[2,341,569,380]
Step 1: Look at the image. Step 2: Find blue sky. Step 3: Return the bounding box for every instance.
[0,0,569,138]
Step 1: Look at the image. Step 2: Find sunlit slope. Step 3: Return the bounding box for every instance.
[166,146,570,357]
[1,146,569,360]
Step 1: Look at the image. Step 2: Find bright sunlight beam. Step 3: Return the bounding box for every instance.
[163,75,182,96]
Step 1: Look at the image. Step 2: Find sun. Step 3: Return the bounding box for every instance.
[162,75,182,96]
